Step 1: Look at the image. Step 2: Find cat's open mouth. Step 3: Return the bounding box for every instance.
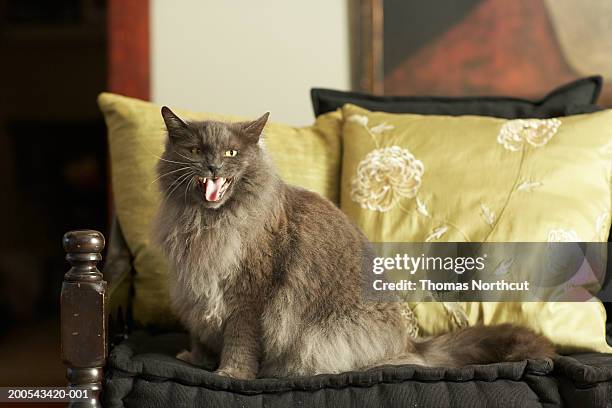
[197,177,232,202]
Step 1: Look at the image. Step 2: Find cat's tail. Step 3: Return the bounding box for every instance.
[381,324,556,368]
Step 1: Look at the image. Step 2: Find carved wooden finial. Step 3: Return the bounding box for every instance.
[61,229,107,407]
[63,230,105,282]
[63,229,105,254]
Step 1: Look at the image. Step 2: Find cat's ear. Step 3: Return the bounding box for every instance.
[242,112,270,143]
[161,106,187,135]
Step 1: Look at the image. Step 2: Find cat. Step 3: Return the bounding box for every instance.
[152,106,556,379]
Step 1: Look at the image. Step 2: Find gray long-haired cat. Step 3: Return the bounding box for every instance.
[152,107,555,379]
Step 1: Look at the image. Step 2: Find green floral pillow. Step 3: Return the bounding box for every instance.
[342,105,611,243]
[340,104,612,353]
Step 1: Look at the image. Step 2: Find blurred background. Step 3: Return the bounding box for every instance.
[0,0,107,389]
[0,0,610,394]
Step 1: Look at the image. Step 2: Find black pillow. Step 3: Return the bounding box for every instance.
[311,76,602,119]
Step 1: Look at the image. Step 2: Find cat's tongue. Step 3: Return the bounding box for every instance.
[205,177,225,202]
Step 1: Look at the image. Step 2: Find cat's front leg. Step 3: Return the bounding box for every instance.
[216,305,261,380]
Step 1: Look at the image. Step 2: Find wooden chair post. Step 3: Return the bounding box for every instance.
[61,230,107,407]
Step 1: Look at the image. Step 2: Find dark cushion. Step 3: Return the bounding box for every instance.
[311,76,602,118]
[554,353,612,407]
[103,331,612,408]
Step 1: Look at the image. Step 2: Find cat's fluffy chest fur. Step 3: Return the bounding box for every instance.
[170,221,242,331]
[160,197,276,335]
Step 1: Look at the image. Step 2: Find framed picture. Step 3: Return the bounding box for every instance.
[352,0,612,106]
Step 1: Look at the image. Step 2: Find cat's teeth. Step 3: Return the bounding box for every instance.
[197,176,232,202]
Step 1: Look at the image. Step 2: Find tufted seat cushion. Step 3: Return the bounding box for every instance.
[103,332,612,408]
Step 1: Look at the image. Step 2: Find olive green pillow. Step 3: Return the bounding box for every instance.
[98,93,342,327]
[340,104,612,353]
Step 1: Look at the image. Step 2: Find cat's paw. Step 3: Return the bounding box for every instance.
[215,367,256,380]
[177,349,219,370]
[176,350,194,364]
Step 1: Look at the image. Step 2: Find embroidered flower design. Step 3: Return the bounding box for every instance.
[517,180,543,192]
[351,146,424,212]
[348,114,394,135]
[348,114,369,127]
[416,197,430,217]
[480,203,496,227]
[370,122,395,134]
[497,118,561,151]
[494,259,514,276]
[442,302,468,328]
[425,225,448,242]
[547,228,580,242]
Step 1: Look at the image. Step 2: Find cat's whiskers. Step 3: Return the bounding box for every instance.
[172,149,198,163]
[157,156,193,166]
[160,172,188,198]
[160,171,196,207]
[184,176,197,205]
[135,137,193,166]
[150,166,192,185]
[165,171,194,196]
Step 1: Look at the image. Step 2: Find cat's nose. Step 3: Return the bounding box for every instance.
[207,164,222,174]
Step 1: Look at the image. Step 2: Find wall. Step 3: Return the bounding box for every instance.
[151,0,350,126]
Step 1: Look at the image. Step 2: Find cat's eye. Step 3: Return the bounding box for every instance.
[190,147,201,155]
[224,149,238,157]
